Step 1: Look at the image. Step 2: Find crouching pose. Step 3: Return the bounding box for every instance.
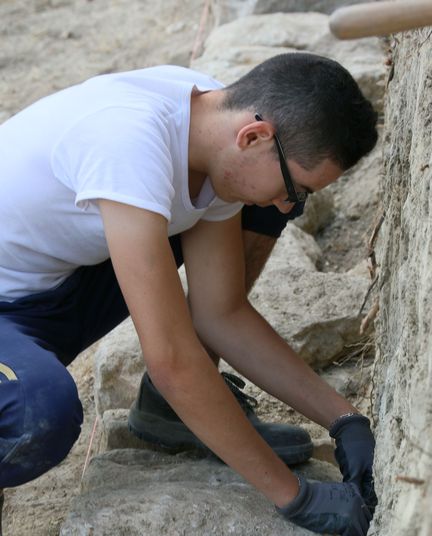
[0,53,377,535]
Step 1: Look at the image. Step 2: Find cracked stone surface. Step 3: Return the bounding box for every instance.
[60,450,340,536]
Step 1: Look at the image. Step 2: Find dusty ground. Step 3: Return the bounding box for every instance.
[0,2,380,534]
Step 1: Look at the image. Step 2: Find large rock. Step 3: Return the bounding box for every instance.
[60,449,340,535]
[294,189,335,236]
[100,409,150,451]
[253,0,374,16]
[319,357,374,398]
[93,318,144,417]
[211,0,375,24]
[311,137,383,273]
[205,12,330,50]
[329,142,382,223]
[211,0,258,26]
[192,13,386,112]
[249,224,370,368]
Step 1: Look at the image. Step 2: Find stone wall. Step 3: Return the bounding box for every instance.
[372,30,432,536]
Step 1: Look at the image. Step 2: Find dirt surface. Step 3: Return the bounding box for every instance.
[0,0,211,122]
[0,2,379,534]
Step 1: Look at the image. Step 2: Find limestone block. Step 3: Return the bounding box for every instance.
[201,13,330,53]
[249,224,370,368]
[294,189,335,235]
[211,0,374,26]
[192,45,298,85]
[192,13,386,111]
[93,318,145,417]
[270,223,323,271]
[211,0,258,26]
[333,147,382,222]
[319,358,374,398]
[100,409,152,452]
[60,450,340,535]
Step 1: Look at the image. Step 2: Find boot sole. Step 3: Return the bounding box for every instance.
[128,409,314,466]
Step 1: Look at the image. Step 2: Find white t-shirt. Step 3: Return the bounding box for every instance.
[0,66,243,302]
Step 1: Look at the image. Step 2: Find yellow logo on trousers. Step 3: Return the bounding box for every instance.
[0,363,18,382]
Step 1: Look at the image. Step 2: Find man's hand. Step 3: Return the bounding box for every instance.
[330,414,378,512]
[277,476,371,535]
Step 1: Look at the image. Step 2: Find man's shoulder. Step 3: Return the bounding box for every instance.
[109,65,224,94]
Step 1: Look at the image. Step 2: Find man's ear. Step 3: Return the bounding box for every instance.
[236,120,275,150]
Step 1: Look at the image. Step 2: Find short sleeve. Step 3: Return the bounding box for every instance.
[51,106,175,221]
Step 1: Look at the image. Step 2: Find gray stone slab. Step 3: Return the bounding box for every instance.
[61,450,340,535]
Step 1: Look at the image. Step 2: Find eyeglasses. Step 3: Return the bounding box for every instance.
[254,113,308,204]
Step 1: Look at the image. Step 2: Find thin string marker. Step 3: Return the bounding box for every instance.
[81,415,99,483]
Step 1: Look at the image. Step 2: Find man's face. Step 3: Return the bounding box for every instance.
[216,143,343,214]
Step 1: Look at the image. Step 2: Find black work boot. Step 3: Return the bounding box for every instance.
[128,372,313,465]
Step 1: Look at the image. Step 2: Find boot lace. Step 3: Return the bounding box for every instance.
[221,372,258,416]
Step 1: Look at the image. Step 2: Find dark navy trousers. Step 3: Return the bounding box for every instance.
[0,203,304,487]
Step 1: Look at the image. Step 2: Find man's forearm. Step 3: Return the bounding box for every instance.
[148,351,300,506]
[193,301,358,429]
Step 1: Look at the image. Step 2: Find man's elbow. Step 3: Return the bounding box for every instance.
[144,345,201,399]
[190,298,250,343]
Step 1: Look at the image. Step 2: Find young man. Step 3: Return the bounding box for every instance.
[0,53,377,535]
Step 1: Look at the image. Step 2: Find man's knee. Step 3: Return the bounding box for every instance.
[0,366,83,487]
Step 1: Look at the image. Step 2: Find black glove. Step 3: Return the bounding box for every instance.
[330,414,378,512]
[277,475,371,535]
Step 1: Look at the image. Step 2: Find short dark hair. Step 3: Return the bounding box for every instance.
[221,53,378,171]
